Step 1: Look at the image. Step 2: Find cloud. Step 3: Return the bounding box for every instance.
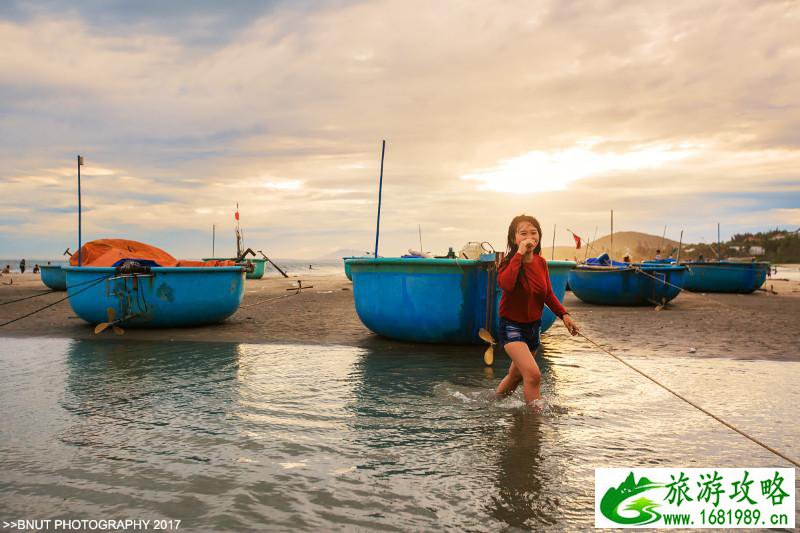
[460,141,698,193]
[1,0,799,258]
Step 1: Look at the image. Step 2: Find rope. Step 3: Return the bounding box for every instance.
[632,267,769,311]
[572,328,800,468]
[0,274,121,307]
[633,266,686,293]
[682,263,771,273]
[0,276,109,328]
[0,290,56,306]
[239,292,296,310]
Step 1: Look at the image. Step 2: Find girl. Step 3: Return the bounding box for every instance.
[495,215,579,408]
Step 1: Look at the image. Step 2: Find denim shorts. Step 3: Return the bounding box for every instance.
[498,317,542,351]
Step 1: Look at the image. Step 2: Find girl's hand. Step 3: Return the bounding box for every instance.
[517,239,537,255]
[562,314,579,336]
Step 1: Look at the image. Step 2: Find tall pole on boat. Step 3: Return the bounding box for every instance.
[77,155,84,266]
[610,209,614,260]
[717,222,721,260]
[585,226,597,261]
[212,224,216,256]
[235,203,242,258]
[374,140,386,258]
[418,224,423,253]
[551,224,556,260]
[677,230,684,263]
[660,225,667,252]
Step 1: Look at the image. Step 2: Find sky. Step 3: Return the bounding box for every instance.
[1,0,799,259]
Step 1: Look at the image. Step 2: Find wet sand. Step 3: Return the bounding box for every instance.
[1,272,799,361]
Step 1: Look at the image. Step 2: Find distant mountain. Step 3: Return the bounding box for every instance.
[542,231,682,262]
[314,248,372,261]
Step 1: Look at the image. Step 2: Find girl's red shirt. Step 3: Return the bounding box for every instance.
[497,253,567,323]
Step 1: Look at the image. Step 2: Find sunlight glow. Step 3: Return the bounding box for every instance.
[460,142,698,193]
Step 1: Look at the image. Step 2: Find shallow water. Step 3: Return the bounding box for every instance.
[1,334,798,531]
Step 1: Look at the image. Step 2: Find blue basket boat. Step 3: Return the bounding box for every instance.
[568,263,686,306]
[39,265,67,291]
[679,261,769,294]
[349,257,574,344]
[64,265,247,327]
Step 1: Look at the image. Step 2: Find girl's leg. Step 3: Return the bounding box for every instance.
[495,361,522,397]
[501,341,542,405]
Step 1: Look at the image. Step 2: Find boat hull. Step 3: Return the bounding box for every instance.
[350,258,573,344]
[40,265,67,291]
[680,261,769,293]
[64,266,246,327]
[568,265,685,306]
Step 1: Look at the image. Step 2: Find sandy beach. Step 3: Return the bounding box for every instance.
[2,272,799,361]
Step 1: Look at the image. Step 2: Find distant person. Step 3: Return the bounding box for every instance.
[308,264,313,270]
[33,264,40,274]
[494,214,579,411]
[654,249,662,260]
[2,265,10,274]
[622,254,631,263]
[19,258,26,274]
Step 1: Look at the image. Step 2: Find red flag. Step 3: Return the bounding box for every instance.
[572,232,581,249]
[235,211,240,221]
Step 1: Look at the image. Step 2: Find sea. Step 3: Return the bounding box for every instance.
[1,327,798,530]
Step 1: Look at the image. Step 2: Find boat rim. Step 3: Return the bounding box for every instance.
[201,257,267,262]
[573,264,686,272]
[680,261,770,267]
[348,257,577,267]
[63,265,248,273]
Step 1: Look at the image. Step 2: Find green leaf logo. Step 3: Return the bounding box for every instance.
[600,472,665,525]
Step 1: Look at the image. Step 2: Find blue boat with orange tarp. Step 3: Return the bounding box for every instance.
[679,260,770,294]
[39,265,67,291]
[65,239,248,328]
[349,255,574,344]
[569,254,686,306]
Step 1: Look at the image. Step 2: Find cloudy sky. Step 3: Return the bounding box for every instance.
[1,0,798,259]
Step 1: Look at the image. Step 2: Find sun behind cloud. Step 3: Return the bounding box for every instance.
[460,141,699,193]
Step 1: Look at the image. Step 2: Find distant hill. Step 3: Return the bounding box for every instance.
[542,231,682,262]
[314,248,372,261]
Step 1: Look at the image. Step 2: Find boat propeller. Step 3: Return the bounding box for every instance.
[478,328,496,366]
[94,307,125,335]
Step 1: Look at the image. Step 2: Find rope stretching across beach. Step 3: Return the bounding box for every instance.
[571,326,800,468]
[0,276,110,328]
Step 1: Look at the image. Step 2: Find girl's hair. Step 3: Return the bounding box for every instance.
[501,215,543,267]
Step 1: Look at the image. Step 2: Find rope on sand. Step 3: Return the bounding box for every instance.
[0,277,108,328]
[632,266,775,310]
[574,328,800,468]
[0,290,56,306]
[239,292,296,310]
[0,275,114,307]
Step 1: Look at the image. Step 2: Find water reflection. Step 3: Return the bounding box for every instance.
[62,339,242,462]
[348,339,563,528]
[489,412,557,528]
[3,334,794,531]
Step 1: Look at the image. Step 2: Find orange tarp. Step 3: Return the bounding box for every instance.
[70,239,237,268]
